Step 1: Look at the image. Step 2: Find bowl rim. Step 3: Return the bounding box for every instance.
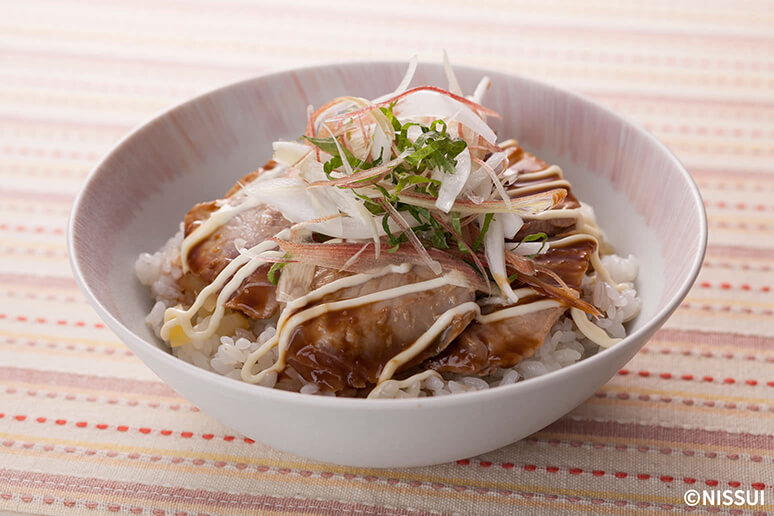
[68,59,708,410]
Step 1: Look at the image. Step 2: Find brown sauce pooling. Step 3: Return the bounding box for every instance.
[182,163,291,319]
[426,240,595,375]
[504,143,580,240]
[284,266,476,392]
[505,144,580,210]
[530,240,596,291]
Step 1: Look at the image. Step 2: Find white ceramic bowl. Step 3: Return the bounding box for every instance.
[69,62,706,468]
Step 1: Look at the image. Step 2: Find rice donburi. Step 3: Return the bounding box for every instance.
[136,57,641,399]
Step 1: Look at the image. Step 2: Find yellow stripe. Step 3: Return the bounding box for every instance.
[645,338,774,356]
[675,307,773,320]
[589,395,774,420]
[1,342,138,363]
[684,296,774,309]
[599,383,774,405]
[662,137,774,154]
[0,238,66,250]
[535,430,774,458]
[0,283,81,295]
[0,446,695,508]
[706,212,774,224]
[703,254,774,264]
[0,156,92,171]
[19,0,774,28]
[1,380,181,403]
[0,330,122,348]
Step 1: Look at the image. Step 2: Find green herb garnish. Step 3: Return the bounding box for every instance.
[514,232,548,258]
[267,261,288,285]
[472,213,494,251]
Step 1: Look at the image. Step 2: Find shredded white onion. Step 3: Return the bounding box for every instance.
[372,56,418,104]
[393,90,496,144]
[272,141,312,166]
[382,200,441,275]
[470,76,491,105]
[371,123,391,162]
[434,147,471,213]
[483,214,519,303]
[499,213,523,239]
[442,49,464,96]
[474,157,511,208]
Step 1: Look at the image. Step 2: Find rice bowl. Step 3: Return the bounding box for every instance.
[68,60,705,466]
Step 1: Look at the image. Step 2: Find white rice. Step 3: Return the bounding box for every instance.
[136,229,640,399]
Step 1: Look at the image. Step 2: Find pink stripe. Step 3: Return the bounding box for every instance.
[590,90,774,110]
[546,419,774,451]
[1,336,134,359]
[0,290,83,304]
[0,188,74,204]
[639,346,773,364]
[697,280,772,292]
[703,260,771,272]
[616,368,767,388]
[5,43,772,106]
[0,469,442,516]
[101,0,774,46]
[0,367,177,397]
[524,434,768,464]
[0,273,77,289]
[0,313,105,330]
[705,245,774,259]
[689,168,774,182]
[710,220,774,232]
[2,382,191,412]
[705,200,774,212]
[652,329,774,350]
[678,303,772,317]
[0,47,260,73]
[592,389,771,414]
[0,224,64,236]
[0,113,133,131]
[2,145,100,162]
[697,180,774,193]
[0,247,69,259]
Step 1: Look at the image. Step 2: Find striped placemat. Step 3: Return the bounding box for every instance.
[1,0,772,514]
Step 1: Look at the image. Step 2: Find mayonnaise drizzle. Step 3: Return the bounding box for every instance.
[377,301,480,384]
[571,307,622,348]
[236,228,628,387]
[478,288,536,306]
[514,165,564,182]
[367,369,441,399]
[179,198,263,273]
[507,179,572,198]
[162,230,288,341]
[476,299,562,324]
[546,233,627,291]
[240,264,572,389]
[241,264,413,383]
[167,133,632,389]
[179,165,287,273]
[520,208,607,249]
[243,271,469,385]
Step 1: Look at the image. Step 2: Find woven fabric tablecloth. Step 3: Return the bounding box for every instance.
[1,1,773,514]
